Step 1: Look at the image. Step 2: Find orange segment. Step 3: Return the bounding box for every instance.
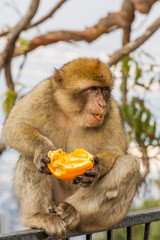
[47,149,94,181]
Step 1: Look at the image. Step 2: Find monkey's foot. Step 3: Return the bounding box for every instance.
[22,212,67,239]
[48,201,80,230]
[45,214,67,238]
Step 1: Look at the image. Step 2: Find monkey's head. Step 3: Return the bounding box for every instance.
[53,58,113,128]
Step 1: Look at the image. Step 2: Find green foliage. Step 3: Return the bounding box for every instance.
[116,53,160,148]
[122,55,132,78]
[18,37,30,51]
[2,88,17,114]
[135,61,142,84]
[121,97,160,146]
[113,222,160,240]
[2,82,25,115]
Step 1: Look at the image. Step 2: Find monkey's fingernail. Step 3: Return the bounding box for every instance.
[48,207,56,213]
[76,176,82,181]
[49,209,56,213]
[93,156,99,164]
[85,170,96,177]
[41,157,50,163]
[73,179,78,184]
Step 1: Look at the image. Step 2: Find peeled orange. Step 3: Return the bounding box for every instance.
[47,148,94,181]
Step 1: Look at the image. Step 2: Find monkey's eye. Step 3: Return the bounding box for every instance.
[103,86,109,91]
[102,86,110,93]
[89,86,98,91]
[101,86,110,97]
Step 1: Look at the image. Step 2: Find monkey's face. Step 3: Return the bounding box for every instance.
[53,58,113,128]
[78,86,111,127]
[54,85,111,128]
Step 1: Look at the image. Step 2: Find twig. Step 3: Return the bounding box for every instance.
[27,0,68,29]
[107,17,160,67]
[0,0,68,37]
[11,11,133,57]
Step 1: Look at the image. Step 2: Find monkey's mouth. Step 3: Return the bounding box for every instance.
[92,114,103,121]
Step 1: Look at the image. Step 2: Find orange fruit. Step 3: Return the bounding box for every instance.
[47,148,94,181]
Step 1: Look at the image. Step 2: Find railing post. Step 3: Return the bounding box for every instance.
[127,226,132,240]
[143,223,151,240]
[107,230,113,240]
[86,234,92,240]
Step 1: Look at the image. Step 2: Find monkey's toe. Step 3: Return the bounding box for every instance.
[49,202,80,230]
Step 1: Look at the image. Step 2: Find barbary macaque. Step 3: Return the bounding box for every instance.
[3,58,139,239]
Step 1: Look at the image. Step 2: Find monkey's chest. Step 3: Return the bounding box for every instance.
[65,128,106,154]
[48,122,107,154]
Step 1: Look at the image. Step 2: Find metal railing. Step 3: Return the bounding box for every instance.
[0,207,160,240]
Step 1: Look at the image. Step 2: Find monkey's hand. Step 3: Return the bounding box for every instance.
[73,156,100,188]
[34,146,56,174]
[49,201,80,230]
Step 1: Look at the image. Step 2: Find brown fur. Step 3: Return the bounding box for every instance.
[3,58,139,238]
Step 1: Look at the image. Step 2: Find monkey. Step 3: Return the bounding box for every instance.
[3,58,139,239]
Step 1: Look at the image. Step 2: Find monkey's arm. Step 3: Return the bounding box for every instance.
[73,149,124,187]
[3,120,56,173]
[96,149,123,176]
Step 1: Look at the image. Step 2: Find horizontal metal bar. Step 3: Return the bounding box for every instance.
[0,207,160,240]
[111,207,160,230]
[0,229,48,240]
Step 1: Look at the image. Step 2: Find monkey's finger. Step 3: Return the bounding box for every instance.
[39,165,52,175]
[84,170,97,177]
[73,175,93,185]
[77,175,93,182]
[41,156,50,164]
[93,155,99,165]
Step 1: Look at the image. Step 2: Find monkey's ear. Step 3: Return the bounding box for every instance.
[54,68,64,88]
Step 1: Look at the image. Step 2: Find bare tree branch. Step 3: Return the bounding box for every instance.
[107,17,160,67]
[7,0,157,58]
[0,126,6,155]
[11,11,124,57]
[27,0,68,29]
[130,0,157,13]
[121,0,135,45]
[0,0,40,89]
[0,0,157,59]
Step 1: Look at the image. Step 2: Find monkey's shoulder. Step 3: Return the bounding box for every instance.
[25,78,54,104]
[6,79,56,123]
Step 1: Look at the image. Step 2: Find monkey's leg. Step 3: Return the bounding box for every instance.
[14,156,67,239]
[65,154,140,232]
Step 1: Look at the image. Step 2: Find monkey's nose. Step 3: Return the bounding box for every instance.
[98,102,106,108]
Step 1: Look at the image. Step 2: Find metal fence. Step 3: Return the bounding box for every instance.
[0,207,160,240]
